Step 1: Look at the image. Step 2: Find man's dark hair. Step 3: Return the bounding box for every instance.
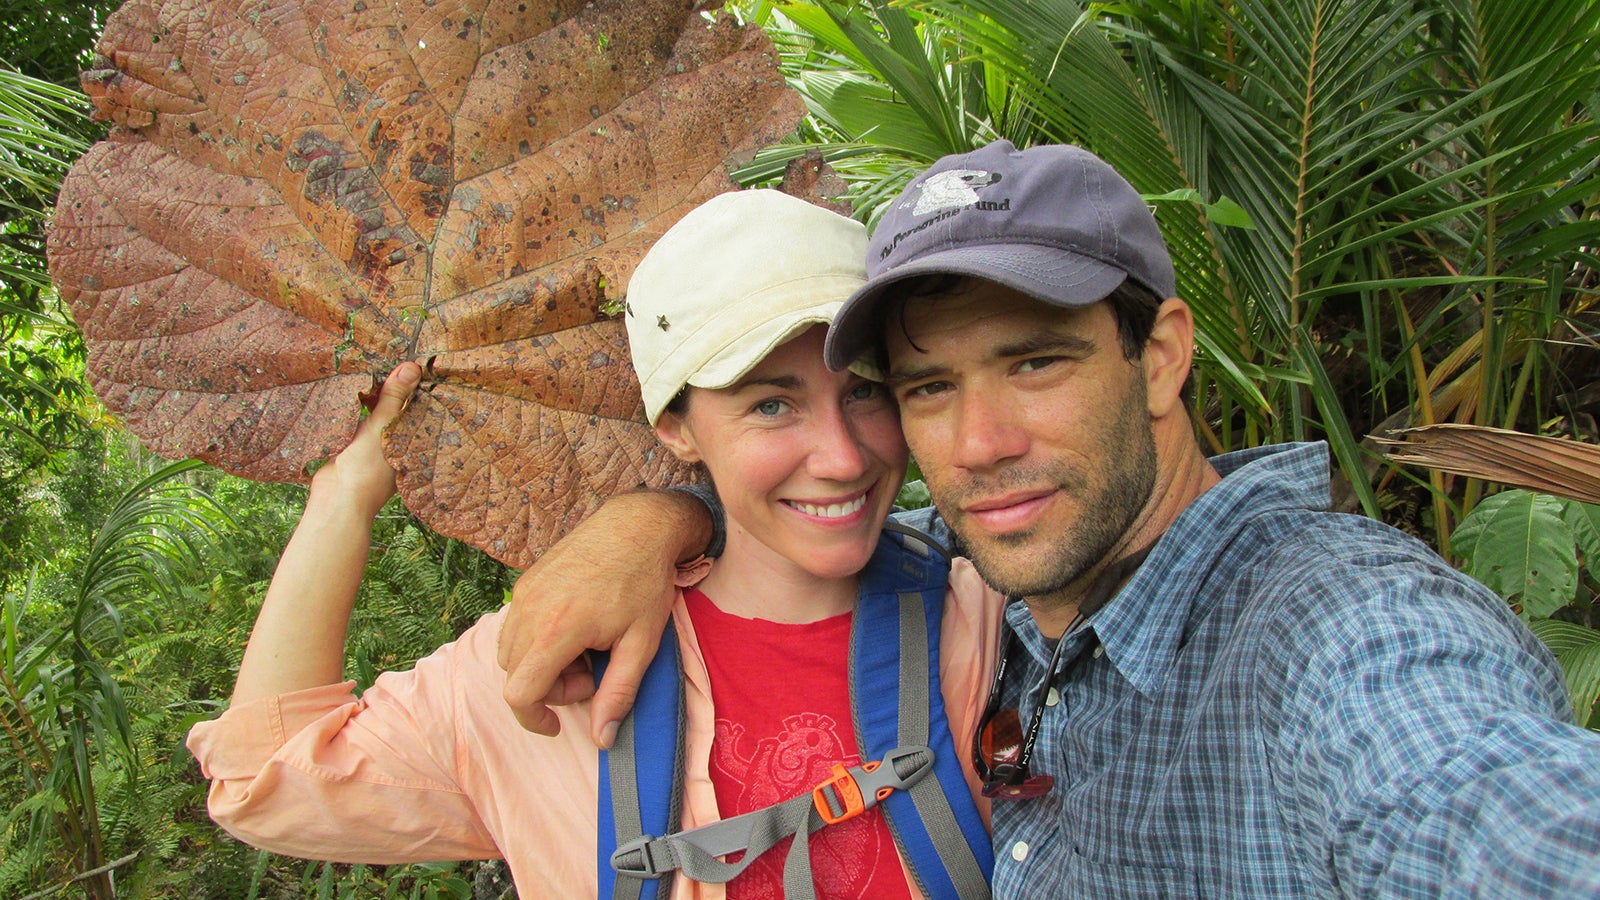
[1101,280,1164,360]
[879,274,1165,363]
[872,274,1194,407]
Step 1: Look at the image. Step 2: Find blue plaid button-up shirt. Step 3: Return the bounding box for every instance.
[963,442,1600,897]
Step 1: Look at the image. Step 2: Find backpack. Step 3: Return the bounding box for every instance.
[595,522,994,900]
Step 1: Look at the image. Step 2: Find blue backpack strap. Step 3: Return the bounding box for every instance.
[852,525,995,899]
[596,627,684,900]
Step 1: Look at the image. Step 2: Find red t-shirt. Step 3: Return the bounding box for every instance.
[685,588,914,900]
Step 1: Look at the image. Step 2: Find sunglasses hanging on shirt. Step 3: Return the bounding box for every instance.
[970,543,1155,800]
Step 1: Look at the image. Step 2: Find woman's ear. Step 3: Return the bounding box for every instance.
[654,412,702,464]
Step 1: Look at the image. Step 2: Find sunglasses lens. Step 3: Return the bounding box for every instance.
[980,707,1025,766]
[977,710,1055,799]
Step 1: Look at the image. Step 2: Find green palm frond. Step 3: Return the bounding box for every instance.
[0,65,86,207]
[914,0,1276,435]
[78,460,232,626]
[876,0,1600,515]
[1,459,228,897]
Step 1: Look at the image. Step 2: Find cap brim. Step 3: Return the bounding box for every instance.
[823,243,1128,370]
[687,303,841,391]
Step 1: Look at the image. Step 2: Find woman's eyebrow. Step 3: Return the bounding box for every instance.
[726,374,803,393]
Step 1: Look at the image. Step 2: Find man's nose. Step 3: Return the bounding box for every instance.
[950,388,1027,471]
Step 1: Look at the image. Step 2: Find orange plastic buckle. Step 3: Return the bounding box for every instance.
[813,763,865,824]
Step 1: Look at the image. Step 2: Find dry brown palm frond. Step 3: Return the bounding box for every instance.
[1375,425,1600,505]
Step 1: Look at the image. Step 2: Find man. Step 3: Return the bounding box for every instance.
[500,141,1600,895]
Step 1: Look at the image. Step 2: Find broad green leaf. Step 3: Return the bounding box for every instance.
[1451,490,1577,617]
[1564,500,1600,583]
[896,478,932,510]
[1144,189,1257,230]
[0,67,86,198]
[1528,618,1600,726]
[1201,197,1256,231]
[1530,617,1600,655]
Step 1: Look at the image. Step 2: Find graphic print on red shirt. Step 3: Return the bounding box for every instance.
[685,588,914,900]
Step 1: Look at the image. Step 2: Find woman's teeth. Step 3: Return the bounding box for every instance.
[790,494,867,519]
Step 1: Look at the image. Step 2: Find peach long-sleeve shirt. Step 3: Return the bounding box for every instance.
[187,558,1004,898]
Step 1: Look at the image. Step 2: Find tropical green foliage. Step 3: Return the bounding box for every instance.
[0,66,94,484]
[0,436,513,896]
[1453,490,1599,618]
[750,0,1600,529]
[1,458,227,898]
[1,7,117,615]
[1453,488,1600,727]
[1529,618,1600,729]
[3,0,1599,892]
[1,2,117,472]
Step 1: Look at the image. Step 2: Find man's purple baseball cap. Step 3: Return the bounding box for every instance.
[823,140,1177,370]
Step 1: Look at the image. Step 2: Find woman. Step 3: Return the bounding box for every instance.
[187,190,1005,898]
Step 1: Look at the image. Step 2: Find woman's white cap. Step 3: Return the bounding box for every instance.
[625,189,868,425]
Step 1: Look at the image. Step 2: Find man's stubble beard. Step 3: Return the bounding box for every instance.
[932,385,1158,603]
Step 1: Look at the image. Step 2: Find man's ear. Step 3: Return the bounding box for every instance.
[653,412,702,464]
[1143,298,1195,419]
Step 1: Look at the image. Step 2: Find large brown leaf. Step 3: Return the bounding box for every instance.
[48,0,807,566]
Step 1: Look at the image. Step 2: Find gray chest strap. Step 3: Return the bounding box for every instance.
[611,745,936,898]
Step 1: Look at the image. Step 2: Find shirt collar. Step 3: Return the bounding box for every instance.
[1005,441,1334,696]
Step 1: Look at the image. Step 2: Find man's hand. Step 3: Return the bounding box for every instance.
[498,490,712,747]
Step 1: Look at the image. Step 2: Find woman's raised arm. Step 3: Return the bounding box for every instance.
[230,362,421,706]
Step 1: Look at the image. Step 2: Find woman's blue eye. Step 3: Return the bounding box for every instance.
[755,399,786,416]
[849,382,880,401]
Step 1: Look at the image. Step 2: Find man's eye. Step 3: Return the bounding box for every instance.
[904,381,951,399]
[1017,357,1060,373]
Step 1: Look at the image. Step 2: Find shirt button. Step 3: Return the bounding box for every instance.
[1011,841,1029,862]
[1092,645,1105,659]
[1045,687,1060,707]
